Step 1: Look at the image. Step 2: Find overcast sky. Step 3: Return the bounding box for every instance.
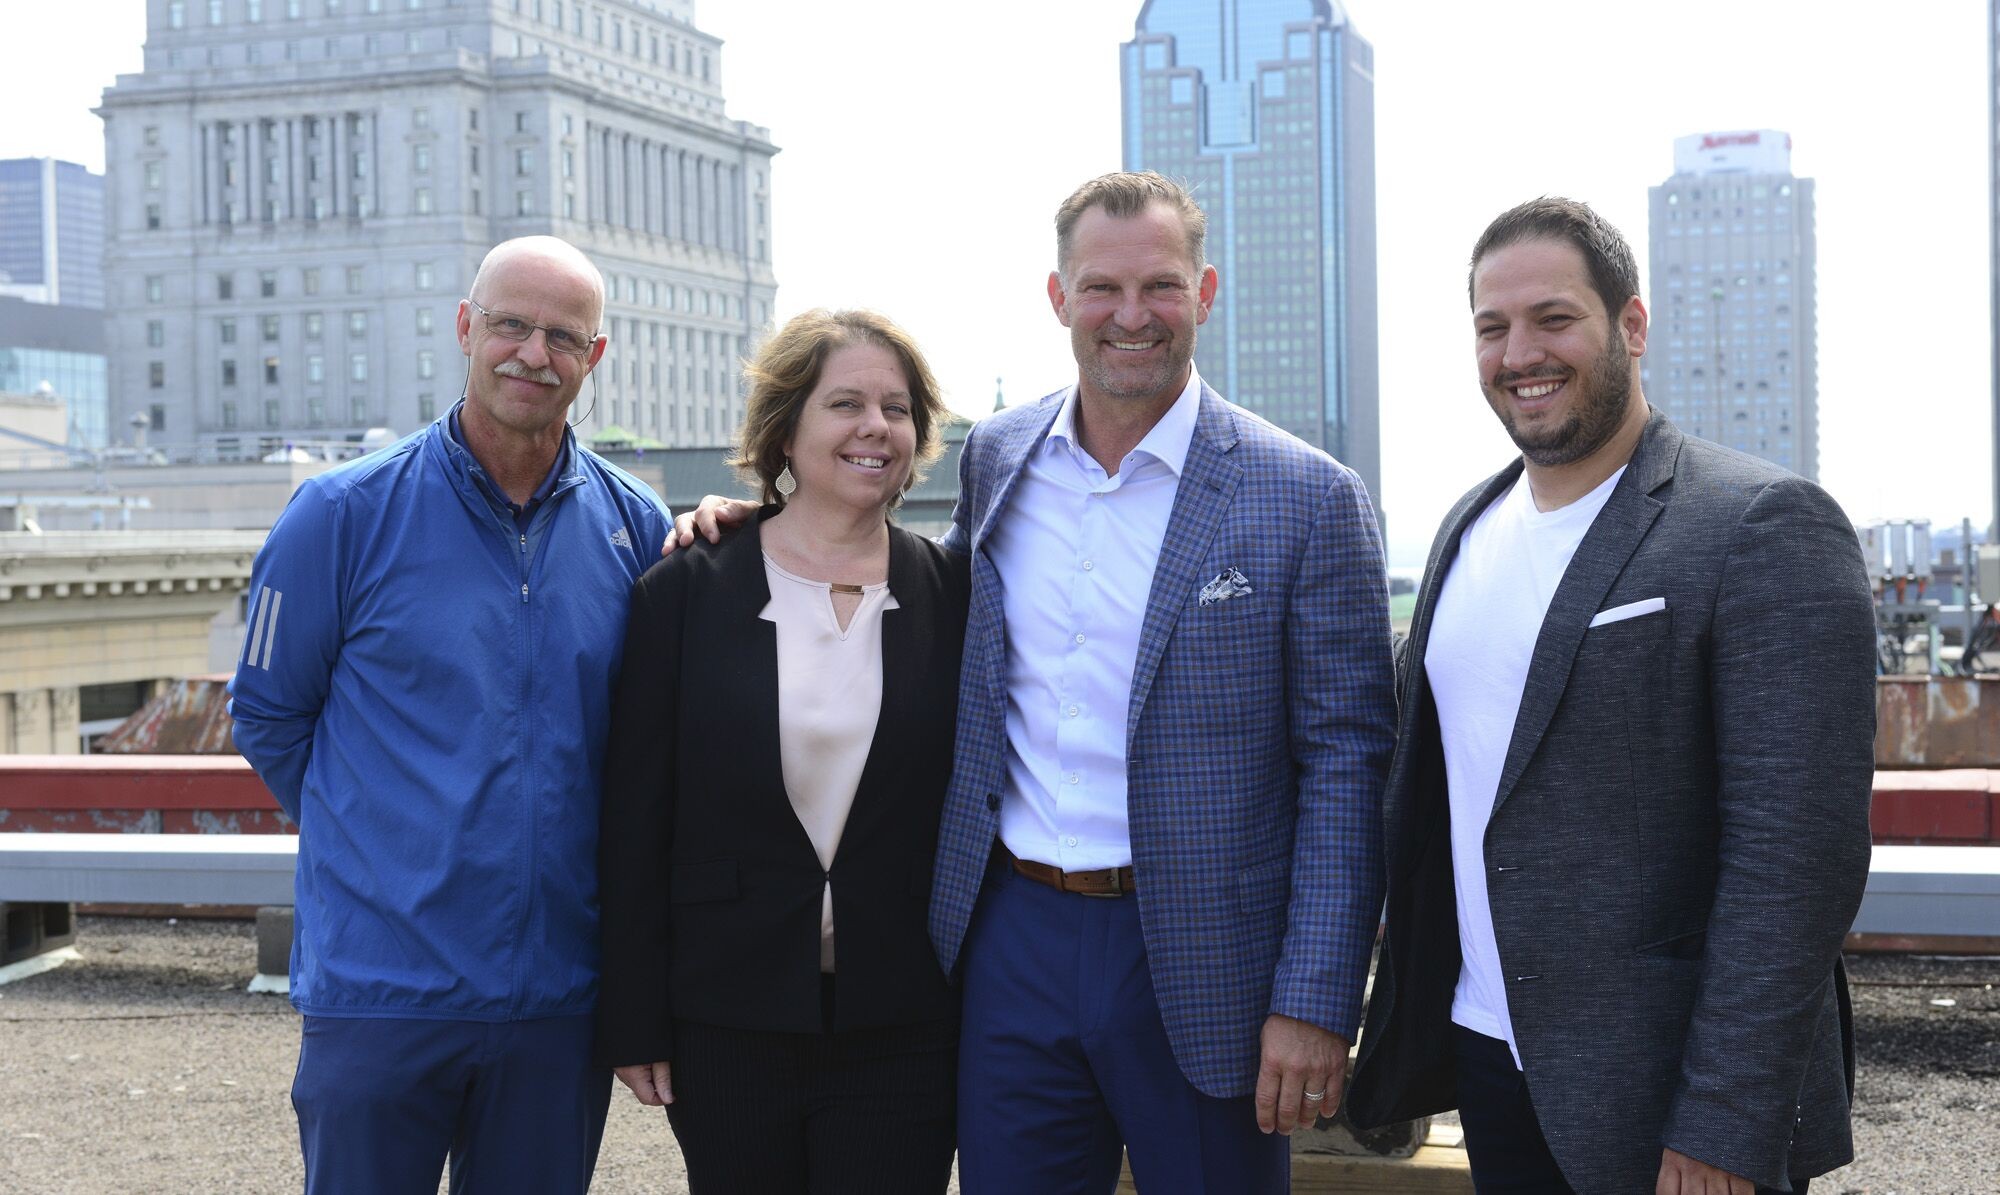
[5,0,1990,566]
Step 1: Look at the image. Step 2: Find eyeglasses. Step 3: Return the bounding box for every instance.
[468,300,598,359]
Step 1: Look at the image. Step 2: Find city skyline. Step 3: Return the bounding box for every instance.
[2,0,1989,567]
[95,0,774,457]
[1121,0,1381,529]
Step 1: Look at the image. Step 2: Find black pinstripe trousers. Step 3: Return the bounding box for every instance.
[663,992,957,1195]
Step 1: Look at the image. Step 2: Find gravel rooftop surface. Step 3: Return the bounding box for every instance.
[0,918,1992,1193]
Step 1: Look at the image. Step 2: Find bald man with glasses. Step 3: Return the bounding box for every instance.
[231,236,672,1194]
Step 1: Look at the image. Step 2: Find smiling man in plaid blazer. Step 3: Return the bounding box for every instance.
[925,172,1397,1194]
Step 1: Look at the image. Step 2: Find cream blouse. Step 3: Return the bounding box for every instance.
[759,554,898,972]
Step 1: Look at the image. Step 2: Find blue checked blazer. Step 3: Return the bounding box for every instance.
[928,383,1396,1099]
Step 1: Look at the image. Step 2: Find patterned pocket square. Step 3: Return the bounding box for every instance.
[1199,568,1254,607]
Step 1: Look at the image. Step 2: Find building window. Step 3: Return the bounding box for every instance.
[307,397,324,424]
[147,320,165,347]
[151,404,167,432]
[144,161,163,189]
[304,312,323,338]
[303,267,320,295]
[348,311,367,337]
[264,399,280,426]
[516,190,532,216]
[149,361,165,388]
[260,270,277,298]
[222,401,238,429]
[516,148,532,175]
[413,144,431,173]
[561,149,573,178]
[351,397,368,423]
[346,265,364,294]
[471,189,482,215]
[144,125,161,146]
[222,359,238,386]
[147,276,164,303]
[561,194,573,219]
[417,350,435,379]
[263,315,281,341]
[219,318,237,343]
[146,203,162,230]
[265,357,281,384]
[350,354,368,382]
[415,307,434,335]
[415,262,435,290]
[169,1,186,28]
[413,107,431,131]
[418,394,436,422]
[515,111,529,133]
[561,114,573,136]
[414,187,433,214]
[469,146,480,175]
[306,355,324,383]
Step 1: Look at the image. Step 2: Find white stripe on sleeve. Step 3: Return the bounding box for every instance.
[243,586,272,668]
[259,589,284,670]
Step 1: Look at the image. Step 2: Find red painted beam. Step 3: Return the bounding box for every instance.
[0,755,280,811]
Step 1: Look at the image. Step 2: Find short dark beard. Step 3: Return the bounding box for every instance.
[1489,328,1633,467]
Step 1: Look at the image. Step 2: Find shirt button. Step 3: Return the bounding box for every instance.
[986,793,1001,812]
[1081,560,1094,571]
[1074,633,1086,645]
[1064,836,1078,847]
[1067,773,1080,785]
[1067,705,1080,717]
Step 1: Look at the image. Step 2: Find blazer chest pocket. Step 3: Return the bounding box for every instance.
[1573,605,1674,701]
[670,859,738,904]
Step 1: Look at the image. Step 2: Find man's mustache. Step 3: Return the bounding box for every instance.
[495,360,562,386]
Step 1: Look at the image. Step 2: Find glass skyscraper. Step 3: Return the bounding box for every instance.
[0,158,105,310]
[1119,0,1381,527]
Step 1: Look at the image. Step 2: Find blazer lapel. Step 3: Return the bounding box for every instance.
[967,395,1065,727]
[1126,387,1243,747]
[1489,412,1680,817]
[1385,462,1521,853]
[972,396,1064,551]
[720,513,803,854]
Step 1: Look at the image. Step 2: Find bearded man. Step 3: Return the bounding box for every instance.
[1344,198,1874,1195]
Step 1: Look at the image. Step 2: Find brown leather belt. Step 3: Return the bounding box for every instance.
[998,843,1135,898]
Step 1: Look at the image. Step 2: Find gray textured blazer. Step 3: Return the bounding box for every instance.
[1346,410,1876,1193]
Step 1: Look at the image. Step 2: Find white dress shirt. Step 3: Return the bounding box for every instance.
[1425,466,1622,1063]
[986,368,1202,870]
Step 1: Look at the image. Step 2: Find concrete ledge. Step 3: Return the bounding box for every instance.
[1853,844,2000,937]
[1118,1141,1471,1193]
[0,833,296,905]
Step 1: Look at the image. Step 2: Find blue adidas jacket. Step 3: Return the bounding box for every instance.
[229,411,670,1021]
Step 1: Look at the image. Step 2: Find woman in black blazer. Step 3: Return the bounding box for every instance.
[595,309,967,1193]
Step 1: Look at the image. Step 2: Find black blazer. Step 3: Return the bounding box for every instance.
[594,508,970,1067]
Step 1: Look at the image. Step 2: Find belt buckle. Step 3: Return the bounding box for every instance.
[1073,870,1124,899]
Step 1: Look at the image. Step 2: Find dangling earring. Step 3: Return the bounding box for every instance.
[774,458,797,498]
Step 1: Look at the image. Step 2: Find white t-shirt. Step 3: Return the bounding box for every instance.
[1424,466,1623,1063]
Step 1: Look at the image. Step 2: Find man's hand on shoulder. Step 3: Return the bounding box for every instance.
[1254,1014,1349,1135]
[1656,1147,1753,1194]
[660,495,758,556]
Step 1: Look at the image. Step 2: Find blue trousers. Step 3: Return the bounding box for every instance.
[293,1013,611,1195]
[955,857,1289,1195]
